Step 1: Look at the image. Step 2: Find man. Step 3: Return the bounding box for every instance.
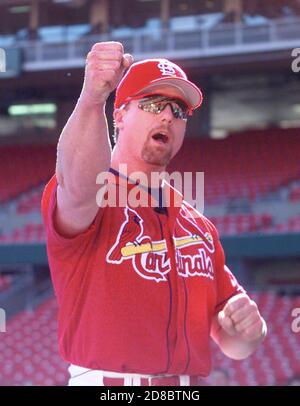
[42,42,267,386]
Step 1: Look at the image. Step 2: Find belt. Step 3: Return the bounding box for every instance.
[103,375,190,386]
[68,364,200,386]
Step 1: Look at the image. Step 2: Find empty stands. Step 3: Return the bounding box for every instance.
[170,128,300,204]
[16,186,44,215]
[0,297,68,386]
[0,145,56,203]
[209,213,273,235]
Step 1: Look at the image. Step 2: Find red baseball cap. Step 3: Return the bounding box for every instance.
[114,58,203,111]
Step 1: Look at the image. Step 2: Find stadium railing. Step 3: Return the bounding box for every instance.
[3,16,299,71]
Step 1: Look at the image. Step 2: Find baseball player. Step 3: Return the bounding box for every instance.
[41,42,267,386]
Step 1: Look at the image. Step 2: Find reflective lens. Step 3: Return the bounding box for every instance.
[138,95,189,120]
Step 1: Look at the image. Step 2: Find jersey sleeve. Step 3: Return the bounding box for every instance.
[213,237,245,315]
[41,174,103,299]
[203,216,246,315]
[41,174,102,247]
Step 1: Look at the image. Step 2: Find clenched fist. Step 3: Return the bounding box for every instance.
[218,293,267,342]
[81,42,133,105]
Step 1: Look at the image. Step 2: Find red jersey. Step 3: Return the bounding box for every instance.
[41,170,244,376]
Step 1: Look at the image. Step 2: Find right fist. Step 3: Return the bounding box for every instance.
[81,42,133,105]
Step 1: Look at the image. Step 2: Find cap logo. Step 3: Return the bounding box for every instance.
[157,61,176,77]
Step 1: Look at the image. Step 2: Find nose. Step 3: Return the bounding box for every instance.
[159,104,174,123]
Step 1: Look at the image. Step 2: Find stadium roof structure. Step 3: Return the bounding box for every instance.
[1,0,300,37]
[0,0,300,94]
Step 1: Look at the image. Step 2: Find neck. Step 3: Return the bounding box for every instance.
[111,148,167,187]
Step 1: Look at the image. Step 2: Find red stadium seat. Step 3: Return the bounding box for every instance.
[0,297,68,386]
[0,145,56,203]
[170,128,300,204]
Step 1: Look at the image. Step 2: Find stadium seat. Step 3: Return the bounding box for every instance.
[0,145,56,203]
[0,297,68,386]
[170,128,300,204]
[209,213,273,235]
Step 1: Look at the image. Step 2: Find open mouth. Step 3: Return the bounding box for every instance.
[151,132,169,144]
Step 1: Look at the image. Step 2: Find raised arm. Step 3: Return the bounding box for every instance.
[55,42,133,237]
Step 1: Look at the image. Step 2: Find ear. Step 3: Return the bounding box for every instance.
[113,108,125,132]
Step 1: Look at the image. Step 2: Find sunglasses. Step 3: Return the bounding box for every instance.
[137,95,190,120]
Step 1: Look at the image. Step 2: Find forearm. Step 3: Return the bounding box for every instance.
[56,96,111,203]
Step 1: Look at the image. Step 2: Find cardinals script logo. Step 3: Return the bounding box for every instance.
[174,205,215,279]
[107,206,216,283]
